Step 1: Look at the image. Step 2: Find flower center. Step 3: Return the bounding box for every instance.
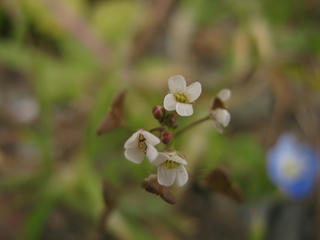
[161,160,180,169]
[283,162,302,179]
[174,92,189,103]
[138,134,147,153]
[281,156,304,180]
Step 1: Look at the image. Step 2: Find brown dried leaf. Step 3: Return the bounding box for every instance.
[142,174,176,205]
[205,168,243,203]
[96,90,126,135]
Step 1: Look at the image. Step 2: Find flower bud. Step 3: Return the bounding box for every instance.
[171,122,178,129]
[168,112,176,122]
[160,131,174,144]
[152,105,165,121]
[166,113,178,128]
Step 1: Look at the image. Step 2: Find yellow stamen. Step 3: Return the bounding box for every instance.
[174,92,189,103]
[284,163,300,179]
[138,134,147,153]
[161,160,180,169]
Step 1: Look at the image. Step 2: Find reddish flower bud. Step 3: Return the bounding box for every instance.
[160,131,174,144]
[166,113,178,128]
[171,122,178,129]
[168,113,176,123]
[152,105,165,121]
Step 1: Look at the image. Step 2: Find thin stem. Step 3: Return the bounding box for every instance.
[149,126,164,133]
[174,115,210,138]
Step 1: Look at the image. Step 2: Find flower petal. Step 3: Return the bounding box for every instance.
[171,154,187,165]
[212,120,223,133]
[124,130,140,148]
[151,152,168,166]
[176,103,193,116]
[212,109,230,127]
[217,89,231,102]
[146,143,159,162]
[124,148,145,164]
[158,166,176,187]
[142,130,160,146]
[185,82,202,102]
[175,166,188,187]
[168,75,186,93]
[164,94,177,111]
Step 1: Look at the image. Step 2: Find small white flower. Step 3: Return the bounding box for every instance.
[164,75,202,117]
[124,129,160,164]
[210,89,231,133]
[152,151,188,187]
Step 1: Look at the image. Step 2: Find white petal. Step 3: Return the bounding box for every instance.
[217,89,231,102]
[212,120,223,133]
[185,82,202,102]
[212,109,230,127]
[124,130,140,149]
[141,130,160,146]
[151,152,168,166]
[164,94,177,111]
[176,103,193,116]
[175,166,188,187]
[124,148,145,164]
[157,166,176,187]
[146,143,158,162]
[171,154,187,165]
[168,75,186,93]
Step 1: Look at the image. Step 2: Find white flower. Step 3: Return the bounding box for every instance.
[164,75,202,117]
[210,89,231,133]
[124,129,160,164]
[152,151,188,187]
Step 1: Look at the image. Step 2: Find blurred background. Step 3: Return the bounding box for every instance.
[0,0,320,239]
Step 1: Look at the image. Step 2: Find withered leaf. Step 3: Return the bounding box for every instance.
[96,90,126,135]
[205,168,243,203]
[142,174,176,205]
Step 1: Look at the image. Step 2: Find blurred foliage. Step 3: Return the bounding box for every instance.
[204,132,275,200]
[0,0,319,239]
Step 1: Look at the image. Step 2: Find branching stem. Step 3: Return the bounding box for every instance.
[149,126,164,133]
[174,115,210,138]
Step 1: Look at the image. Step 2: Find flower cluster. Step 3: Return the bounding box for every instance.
[267,133,319,198]
[124,75,232,188]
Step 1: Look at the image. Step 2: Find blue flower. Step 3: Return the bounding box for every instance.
[267,133,319,199]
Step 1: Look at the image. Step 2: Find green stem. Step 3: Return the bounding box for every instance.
[174,115,210,138]
[149,126,164,133]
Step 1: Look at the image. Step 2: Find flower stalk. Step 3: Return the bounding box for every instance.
[174,115,210,138]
